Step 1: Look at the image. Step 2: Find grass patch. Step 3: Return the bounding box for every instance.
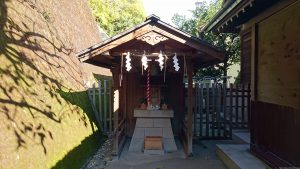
[58,89,97,127]
[51,131,106,169]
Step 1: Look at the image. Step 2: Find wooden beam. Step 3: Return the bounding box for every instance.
[110,50,196,57]
[193,58,221,68]
[85,59,114,69]
[79,25,154,61]
[187,59,193,156]
[150,26,225,60]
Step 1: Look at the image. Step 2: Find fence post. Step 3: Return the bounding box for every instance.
[205,83,209,137]
[247,84,251,128]
[199,84,203,138]
[87,85,102,130]
[92,83,100,126]
[216,84,221,137]
[230,84,233,131]
[109,80,112,132]
[194,83,198,137]
[212,83,215,137]
[235,84,239,127]
[104,80,107,132]
[223,83,228,138]
[93,83,96,108]
[241,83,245,127]
[98,80,102,124]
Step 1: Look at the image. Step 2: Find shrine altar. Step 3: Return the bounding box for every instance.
[128,109,178,153]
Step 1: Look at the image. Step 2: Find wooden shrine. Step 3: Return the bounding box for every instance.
[77,15,226,156]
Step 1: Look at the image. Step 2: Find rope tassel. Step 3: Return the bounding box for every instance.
[147,67,151,108]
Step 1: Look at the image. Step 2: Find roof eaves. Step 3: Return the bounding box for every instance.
[201,0,243,32]
[76,19,152,58]
[156,20,225,53]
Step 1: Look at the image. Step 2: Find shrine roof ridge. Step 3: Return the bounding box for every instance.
[76,14,225,59]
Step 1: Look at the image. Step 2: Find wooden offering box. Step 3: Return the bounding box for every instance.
[144,136,163,150]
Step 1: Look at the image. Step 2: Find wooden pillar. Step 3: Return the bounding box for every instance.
[113,109,119,155]
[111,67,118,155]
[187,60,193,156]
[122,74,127,136]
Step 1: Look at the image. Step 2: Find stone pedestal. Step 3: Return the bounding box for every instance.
[129,109,177,152]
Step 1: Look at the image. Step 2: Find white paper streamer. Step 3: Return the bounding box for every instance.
[141,51,148,70]
[156,50,164,71]
[173,53,180,71]
[125,52,132,72]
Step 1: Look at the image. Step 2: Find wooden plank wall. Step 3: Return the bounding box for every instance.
[245,1,300,167]
[251,101,300,167]
[124,73,145,136]
[166,73,185,135]
[257,1,300,109]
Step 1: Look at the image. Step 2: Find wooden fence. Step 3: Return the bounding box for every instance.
[193,83,250,139]
[87,79,113,133]
[112,110,126,155]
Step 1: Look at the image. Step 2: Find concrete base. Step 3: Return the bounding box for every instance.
[144,149,164,155]
[216,144,269,169]
[134,109,174,118]
[129,110,177,153]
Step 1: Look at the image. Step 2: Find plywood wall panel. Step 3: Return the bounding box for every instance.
[257,1,300,108]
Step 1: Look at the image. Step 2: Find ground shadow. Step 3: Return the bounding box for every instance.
[51,130,105,169]
[0,0,98,159]
[53,89,107,168]
[58,89,98,131]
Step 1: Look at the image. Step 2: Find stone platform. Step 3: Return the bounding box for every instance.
[128,109,177,152]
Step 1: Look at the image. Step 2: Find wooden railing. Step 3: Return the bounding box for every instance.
[180,119,189,154]
[193,83,250,139]
[87,79,126,156]
[227,84,251,129]
[112,111,126,155]
[87,79,113,133]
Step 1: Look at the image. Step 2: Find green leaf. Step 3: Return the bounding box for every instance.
[89,0,146,37]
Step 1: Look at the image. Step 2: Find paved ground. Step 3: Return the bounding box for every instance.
[216,144,267,169]
[105,139,231,169]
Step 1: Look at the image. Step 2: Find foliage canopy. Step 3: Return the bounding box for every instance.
[172,0,240,80]
[89,0,146,37]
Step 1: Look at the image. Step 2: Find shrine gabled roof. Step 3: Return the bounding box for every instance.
[76,15,226,68]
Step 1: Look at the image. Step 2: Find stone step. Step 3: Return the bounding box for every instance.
[232,130,250,144]
[216,144,269,169]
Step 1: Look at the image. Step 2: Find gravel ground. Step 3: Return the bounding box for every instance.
[81,138,113,169]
